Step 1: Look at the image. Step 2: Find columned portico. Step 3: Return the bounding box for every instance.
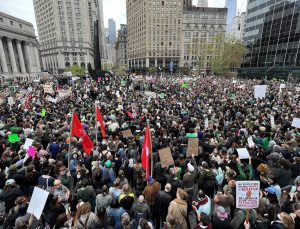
[7,38,18,73]
[16,40,26,73]
[0,37,8,73]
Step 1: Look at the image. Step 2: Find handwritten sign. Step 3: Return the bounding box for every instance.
[187,138,199,156]
[236,181,260,209]
[254,85,267,99]
[122,129,133,138]
[270,115,275,127]
[43,84,54,94]
[158,147,174,168]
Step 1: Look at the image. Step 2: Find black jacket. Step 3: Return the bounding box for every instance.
[154,190,172,222]
[0,187,23,213]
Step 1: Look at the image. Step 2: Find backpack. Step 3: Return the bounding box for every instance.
[134,210,147,228]
[79,213,91,229]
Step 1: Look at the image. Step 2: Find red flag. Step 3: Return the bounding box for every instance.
[96,105,106,139]
[141,126,151,178]
[71,112,94,154]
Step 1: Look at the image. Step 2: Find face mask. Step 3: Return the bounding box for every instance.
[77,175,81,179]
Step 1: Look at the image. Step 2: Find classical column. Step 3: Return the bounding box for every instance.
[25,42,33,73]
[155,58,157,67]
[16,40,26,73]
[0,37,8,73]
[33,46,41,72]
[7,38,18,73]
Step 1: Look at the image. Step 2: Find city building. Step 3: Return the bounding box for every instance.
[181,5,227,74]
[225,0,237,33]
[115,24,128,68]
[108,18,116,44]
[95,0,107,61]
[228,12,246,41]
[240,0,300,78]
[33,0,96,74]
[197,0,208,7]
[0,12,41,77]
[126,0,193,69]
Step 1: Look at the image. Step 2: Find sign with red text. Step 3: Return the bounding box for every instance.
[236,181,260,209]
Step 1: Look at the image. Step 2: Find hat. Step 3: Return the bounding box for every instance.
[5,179,16,186]
[187,163,194,172]
[265,186,276,194]
[104,160,112,168]
[147,176,155,184]
[266,152,280,161]
[216,206,228,220]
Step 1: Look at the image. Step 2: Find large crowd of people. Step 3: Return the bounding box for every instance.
[0,74,299,229]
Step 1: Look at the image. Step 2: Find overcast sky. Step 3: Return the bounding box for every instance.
[0,0,247,36]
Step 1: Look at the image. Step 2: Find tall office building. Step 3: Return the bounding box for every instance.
[108,18,116,44]
[228,12,246,41]
[0,12,41,77]
[126,0,193,69]
[225,0,237,33]
[241,0,300,78]
[115,24,128,68]
[33,0,96,74]
[95,0,106,61]
[197,0,208,7]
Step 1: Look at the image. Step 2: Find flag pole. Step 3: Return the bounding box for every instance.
[148,121,153,178]
[95,103,98,146]
[68,111,74,171]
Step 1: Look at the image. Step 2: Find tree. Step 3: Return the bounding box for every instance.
[211,34,248,76]
[148,67,157,74]
[65,64,86,76]
[115,67,127,76]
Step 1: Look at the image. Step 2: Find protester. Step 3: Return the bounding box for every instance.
[0,74,299,229]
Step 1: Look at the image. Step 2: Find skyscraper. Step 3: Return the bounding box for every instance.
[95,0,106,61]
[33,0,96,74]
[229,12,246,41]
[240,0,300,78]
[197,0,208,7]
[108,19,116,44]
[225,0,237,33]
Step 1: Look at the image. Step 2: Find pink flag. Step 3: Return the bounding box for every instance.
[27,146,36,157]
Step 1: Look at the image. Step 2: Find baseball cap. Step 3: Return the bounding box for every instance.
[265,186,276,194]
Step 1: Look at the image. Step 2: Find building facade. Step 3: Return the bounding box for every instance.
[228,12,246,41]
[115,24,128,68]
[33,0,96,74]
[126,0,193,69]
[197,0,208,8]
[108,18,116,44]
[241,0,300,78]
[95,0,107,61]
[0,12,41,77]
[225,0,237,33]
[181,6,227,73]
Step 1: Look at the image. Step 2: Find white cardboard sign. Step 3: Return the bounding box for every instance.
[27,187,49,220]
[23,138,33,150]
[236,181,260,209]
[254,85,267,99]
[237,148,250,159]
[291,118,300,128]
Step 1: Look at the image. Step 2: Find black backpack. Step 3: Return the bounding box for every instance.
[134,210,147,228]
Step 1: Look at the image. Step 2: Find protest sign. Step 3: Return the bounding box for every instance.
[247,137,255,149]
[158,147,174,168]
[7,97,14,105]
[23,138,33,150]
[187,138,199,156]
[279,84,286,92]
[58,89,72,99]
[254,85,267,99]
[117,97,123,103]
[27,187,49,220]
[204,118,209,129]
[122,129,133,138]
[270,115,275,127]
[236,181,260,209]
[8,133,19,143]
[27,146,36,157]
[41,108,46,117]
[237,148,250,159]
[43,84,54,94]
[291,118,300,128]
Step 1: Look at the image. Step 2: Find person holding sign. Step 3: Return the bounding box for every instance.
[237,157,254,181]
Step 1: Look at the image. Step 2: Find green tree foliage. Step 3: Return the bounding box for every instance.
[211,34,248,76]
[65,64,86,76]
[148,67,157,74]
